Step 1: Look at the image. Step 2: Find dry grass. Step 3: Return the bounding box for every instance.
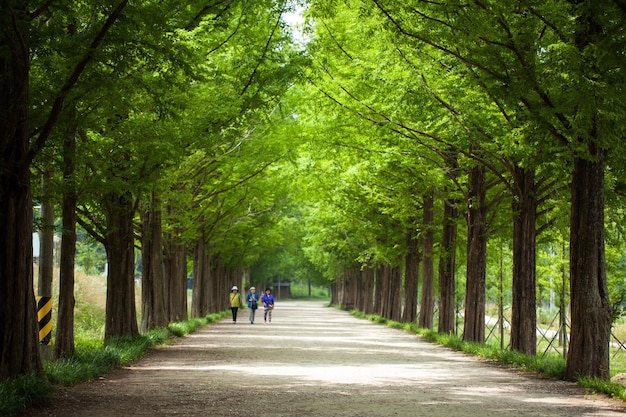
[33,265,143,340]
[74,271,108,310]
[34,265,107,308]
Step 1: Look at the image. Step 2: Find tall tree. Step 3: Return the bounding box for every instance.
[0,1,42,380]
[55,123,78,359]
[355,0,624,377]
[564,3,616,381]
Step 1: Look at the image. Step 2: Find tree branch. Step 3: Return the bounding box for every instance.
[28,0,130,163]
[240,3,284,96]
[371,0,507,82]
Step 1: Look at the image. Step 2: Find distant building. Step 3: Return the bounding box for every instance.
[273,282,291,299]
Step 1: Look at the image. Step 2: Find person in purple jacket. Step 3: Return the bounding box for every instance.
[261,288,275,323]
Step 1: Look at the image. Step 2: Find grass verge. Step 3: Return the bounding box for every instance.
[0,374,54,417]
[349,309,626,403]
[0,311,228,416]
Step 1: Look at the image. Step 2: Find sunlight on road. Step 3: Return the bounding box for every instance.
[113,302,625,416]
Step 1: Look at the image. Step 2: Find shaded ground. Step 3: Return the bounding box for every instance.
[23,301,626,416]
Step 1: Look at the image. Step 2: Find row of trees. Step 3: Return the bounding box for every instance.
[0,0,307,381]
[281,0,626,381]
[2,0,625,385]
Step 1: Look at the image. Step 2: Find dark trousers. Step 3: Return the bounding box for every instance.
[231,307,239,322]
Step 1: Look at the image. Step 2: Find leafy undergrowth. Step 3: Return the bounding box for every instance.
[0,374,54,417]
[349,309,626,403]
[0,311,228,416]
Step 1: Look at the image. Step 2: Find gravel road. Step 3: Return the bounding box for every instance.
[22,301,626,416]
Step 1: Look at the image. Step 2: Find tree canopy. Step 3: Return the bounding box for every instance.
[1,0,626,382]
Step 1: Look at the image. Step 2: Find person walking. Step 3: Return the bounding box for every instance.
[261,288,275,324]
[247,286,259,324]
[229,286,243,323]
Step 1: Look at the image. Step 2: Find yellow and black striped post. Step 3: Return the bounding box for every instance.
[36,296,52,345]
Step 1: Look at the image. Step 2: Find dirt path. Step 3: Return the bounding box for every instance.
[23,301,626,416]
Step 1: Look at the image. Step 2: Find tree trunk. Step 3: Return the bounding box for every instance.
[209,253,220,314]
[55,128,78,359]
[341,267,358,309]
[210,257,225,314]
[402,228,420,323]
[389,265,402,322]
[564,3,612,382]
[0,4,43,379]
[140,194,168,332]
[379,265,392,319]
[463,165,487,343]
[354,266,364,311]
[103,192,139,340]
[361,263,375,315]
[215,263,239,313]
[374,264,384,315]
[164,234,187,322]
[330,281,338,306]
[0,162,41,380]
[336,269,346,308]
[192,238,211,317]
[419,191,435,329]
[38,171,55,299]
[565,149,611,380]
[438,197,458,334]
[510,165,537,355]
[340,269,349,308]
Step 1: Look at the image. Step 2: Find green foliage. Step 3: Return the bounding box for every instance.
[606,245,626,322]
[44,311,228,388]
[289,283,329,299]
[168,312,228,337]
[11,0,626,397]
[168,319,205,338]
[578,377,626,402]
[0,374,53,417]
[45,329,169,386]
[486,238,513,305]
[249,200,330,287]
[75,240,107,275]
[73,283,107,341]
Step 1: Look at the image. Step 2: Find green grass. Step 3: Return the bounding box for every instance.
[0,374,54,417]
[0,310,229,416]
[168,312,226,337]
[289,283,330,299]
[611,350,626,377]
[349,309,626,403]
[44,328,170,386]
[579,376,626,400]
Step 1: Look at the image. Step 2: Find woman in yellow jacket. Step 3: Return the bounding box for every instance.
[229,286,243,323]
